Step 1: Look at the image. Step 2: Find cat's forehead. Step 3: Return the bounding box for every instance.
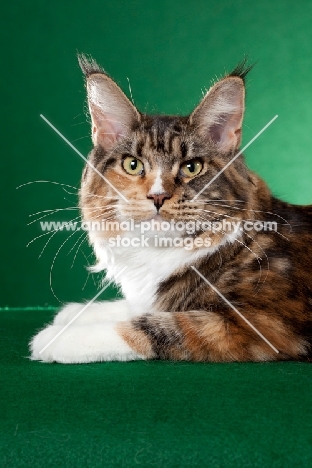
[132,115,191,165]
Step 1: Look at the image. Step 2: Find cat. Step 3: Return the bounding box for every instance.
[30,55,312,363]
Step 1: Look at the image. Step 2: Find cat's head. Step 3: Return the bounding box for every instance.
[78,54,259,247]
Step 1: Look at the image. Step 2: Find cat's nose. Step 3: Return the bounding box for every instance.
[147,192,171,210]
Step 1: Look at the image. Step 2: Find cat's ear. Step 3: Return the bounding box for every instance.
[189,63,252,152]
[78,54,140,150]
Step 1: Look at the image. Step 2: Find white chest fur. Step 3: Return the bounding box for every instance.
[90,219,241,315]
[92,241,217,315]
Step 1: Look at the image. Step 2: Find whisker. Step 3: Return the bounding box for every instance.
[198,208,255,223]
[29,207,79,217]
[80,249,97,288]
[49,231,81,304]
[196,199,245,203]
[71,120,88,126]
[81,263,91,290]
[38,221,81,259]
[197,213,263,282]
[242,230,270,292]
[28,207,79,225]
[207,203,292,228]
[71,233,87,268]
[82,193,119,200]
[67,231,87,256]
[194,208,288,240]
[26,214,83,247]
[16,180,79,190]
[62,187,79,195]
[72,135,91,142]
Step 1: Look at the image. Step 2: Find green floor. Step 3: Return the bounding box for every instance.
[0,309,311,467]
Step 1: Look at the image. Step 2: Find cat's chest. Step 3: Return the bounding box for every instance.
[93,241,212,315]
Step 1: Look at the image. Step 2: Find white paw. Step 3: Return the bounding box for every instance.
[53,300,130,326]
[30,322,144,363]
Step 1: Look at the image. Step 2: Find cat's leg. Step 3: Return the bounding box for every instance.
[30,320,148,363]
[30,300,146,363]
[30,309,286,363]
[53,300,131,326]
[122,310,292,362]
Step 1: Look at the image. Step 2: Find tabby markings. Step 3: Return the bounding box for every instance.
[191,115,278,201]
[191,266,279,354]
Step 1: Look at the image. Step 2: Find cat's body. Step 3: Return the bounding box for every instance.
[30,57,312,363]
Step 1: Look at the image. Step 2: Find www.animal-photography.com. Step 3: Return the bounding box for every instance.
[2,1,312,467]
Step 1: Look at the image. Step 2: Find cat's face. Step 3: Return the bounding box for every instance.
[79,56,256,245]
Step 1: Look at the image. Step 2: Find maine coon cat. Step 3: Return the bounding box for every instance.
[30,55,312,363]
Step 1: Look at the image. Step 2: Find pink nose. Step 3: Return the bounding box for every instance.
[147,193,171,210]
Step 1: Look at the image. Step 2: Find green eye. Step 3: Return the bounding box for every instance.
[180,159,203,178]
[122,156,144,175]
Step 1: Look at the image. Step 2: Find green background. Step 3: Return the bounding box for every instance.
[2,0,312,307]
[2,2,312,466]
[0,308,311,467]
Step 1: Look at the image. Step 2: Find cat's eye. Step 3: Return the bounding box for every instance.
[180,159,203,178]
[122,156,144,175]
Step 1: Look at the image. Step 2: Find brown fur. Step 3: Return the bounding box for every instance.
[78,56,312,362]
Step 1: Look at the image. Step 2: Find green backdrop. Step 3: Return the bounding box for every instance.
[2,3,312,467]
[2,0,312,306]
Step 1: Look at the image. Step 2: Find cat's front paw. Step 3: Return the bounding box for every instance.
[30,325,65,363]
[30,322,144,363]
[53,300,130,326]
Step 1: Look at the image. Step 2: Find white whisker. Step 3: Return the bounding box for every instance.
[16,180,78,190]
[71,233,87,268]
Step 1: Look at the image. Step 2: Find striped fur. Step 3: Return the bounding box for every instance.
[30,57,312,363]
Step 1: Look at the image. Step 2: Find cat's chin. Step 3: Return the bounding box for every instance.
[149,214,163,222]
[133,213,165,223]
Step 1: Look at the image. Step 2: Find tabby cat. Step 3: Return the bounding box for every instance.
[30,55,312,363]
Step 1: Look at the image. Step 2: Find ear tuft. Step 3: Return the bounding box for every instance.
[228,57,255,83]
[79,54,141,151]
[78,53,105,78]
[189,68,248,153]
